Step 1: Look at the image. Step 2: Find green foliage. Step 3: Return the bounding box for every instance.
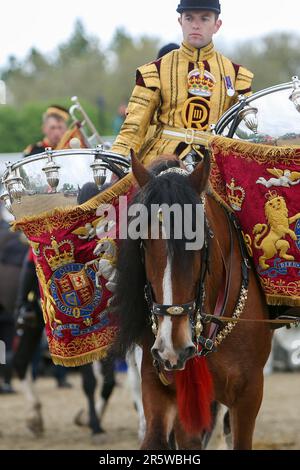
[0,100,106,152]
[228,33,300,91]
[1,22,300,152]
[0,21,159,152]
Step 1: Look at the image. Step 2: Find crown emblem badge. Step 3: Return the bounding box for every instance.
[265,190,280,202]
[226,179,246,211]
[187,63,216,98]
[44,237,75,271]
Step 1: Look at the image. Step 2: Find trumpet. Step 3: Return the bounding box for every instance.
[69,96,106,147]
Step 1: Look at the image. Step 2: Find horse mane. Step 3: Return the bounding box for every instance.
[115,157,202,354]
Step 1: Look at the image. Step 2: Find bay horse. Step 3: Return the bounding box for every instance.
[115,150,272,450]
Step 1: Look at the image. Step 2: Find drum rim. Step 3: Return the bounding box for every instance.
[215,80,296,135]
[1,148,130,184]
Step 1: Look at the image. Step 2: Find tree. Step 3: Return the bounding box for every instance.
[57,19,99,66]
[229,33,300,91]
[105,28,159,113]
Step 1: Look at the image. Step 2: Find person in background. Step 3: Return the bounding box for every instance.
[23,105,69,157]
[157,43,180,59]
[0,203,28,393]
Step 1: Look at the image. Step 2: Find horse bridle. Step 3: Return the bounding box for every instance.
[141,190,215,350]
[142,196,250,357]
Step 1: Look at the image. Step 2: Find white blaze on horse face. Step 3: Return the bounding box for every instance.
[152,256,179,367]
[163,255,173,305]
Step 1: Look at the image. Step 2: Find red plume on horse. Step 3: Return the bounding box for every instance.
[115,150,271,450]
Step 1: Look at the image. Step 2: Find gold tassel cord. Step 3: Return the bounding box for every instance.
[210,135,300,163]
[266,295,300,308]
[51,348,109,367]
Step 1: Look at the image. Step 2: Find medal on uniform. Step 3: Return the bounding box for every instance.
[224,75,235,97]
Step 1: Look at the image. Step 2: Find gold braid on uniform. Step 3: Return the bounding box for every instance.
[111,42,254,165]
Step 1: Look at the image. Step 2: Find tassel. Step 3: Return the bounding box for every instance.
[211,135,298,159]
[175,356,214,435]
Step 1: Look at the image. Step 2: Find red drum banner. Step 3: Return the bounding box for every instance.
[210,136,300,307]
[14,175,134,366]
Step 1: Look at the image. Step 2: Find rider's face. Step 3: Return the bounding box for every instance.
[179,10,222,49]
[43,117,67,147]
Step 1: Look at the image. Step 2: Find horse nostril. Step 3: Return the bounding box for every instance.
[183,345,196,361]
[151,348,160,361]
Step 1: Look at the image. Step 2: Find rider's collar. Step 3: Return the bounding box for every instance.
[180,41,215,62]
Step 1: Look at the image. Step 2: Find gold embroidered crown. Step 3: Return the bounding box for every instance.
[188,68,216,96]
[44,237,75,271]
[226,179,245,211]
[266,190,279,202]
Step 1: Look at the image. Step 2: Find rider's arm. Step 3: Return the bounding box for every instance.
[234,65,254,99]
[111,62,161,159]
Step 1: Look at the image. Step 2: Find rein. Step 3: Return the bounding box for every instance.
[193,207,251,355]
[203,314,300,325]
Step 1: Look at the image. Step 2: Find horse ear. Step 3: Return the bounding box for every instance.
[188,148,211,195]
[130,149,152,188]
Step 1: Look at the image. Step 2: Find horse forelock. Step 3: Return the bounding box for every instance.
[134,169,202,269]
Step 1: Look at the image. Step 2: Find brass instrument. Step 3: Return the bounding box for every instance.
[69,96,107,148]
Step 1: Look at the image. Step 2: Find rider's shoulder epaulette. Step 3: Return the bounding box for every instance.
[235,66,254,94]
[137,62,161,90]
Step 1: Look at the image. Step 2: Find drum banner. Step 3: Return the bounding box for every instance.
[210,136,300,307]
[13,175,134,366]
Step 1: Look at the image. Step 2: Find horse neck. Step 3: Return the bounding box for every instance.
[204,195,242,313]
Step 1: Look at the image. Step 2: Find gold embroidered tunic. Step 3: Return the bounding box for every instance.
[111,41,253,164]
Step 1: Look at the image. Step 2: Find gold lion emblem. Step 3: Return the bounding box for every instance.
[253,192,300,270]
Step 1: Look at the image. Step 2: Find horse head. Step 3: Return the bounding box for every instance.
[131,150,211,371]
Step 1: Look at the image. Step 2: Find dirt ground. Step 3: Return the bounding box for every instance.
[0,371,299,450]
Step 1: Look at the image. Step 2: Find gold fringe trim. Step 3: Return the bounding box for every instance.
[210,135,300,159]
[266,295,300,308]
[13,174,134,232]
[51,348,109,367]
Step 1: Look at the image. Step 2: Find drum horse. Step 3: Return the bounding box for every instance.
[115,77,300,449]
[115,150,272,450]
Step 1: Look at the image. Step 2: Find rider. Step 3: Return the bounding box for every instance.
[23,105,69,157]
[111,0,253,165]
